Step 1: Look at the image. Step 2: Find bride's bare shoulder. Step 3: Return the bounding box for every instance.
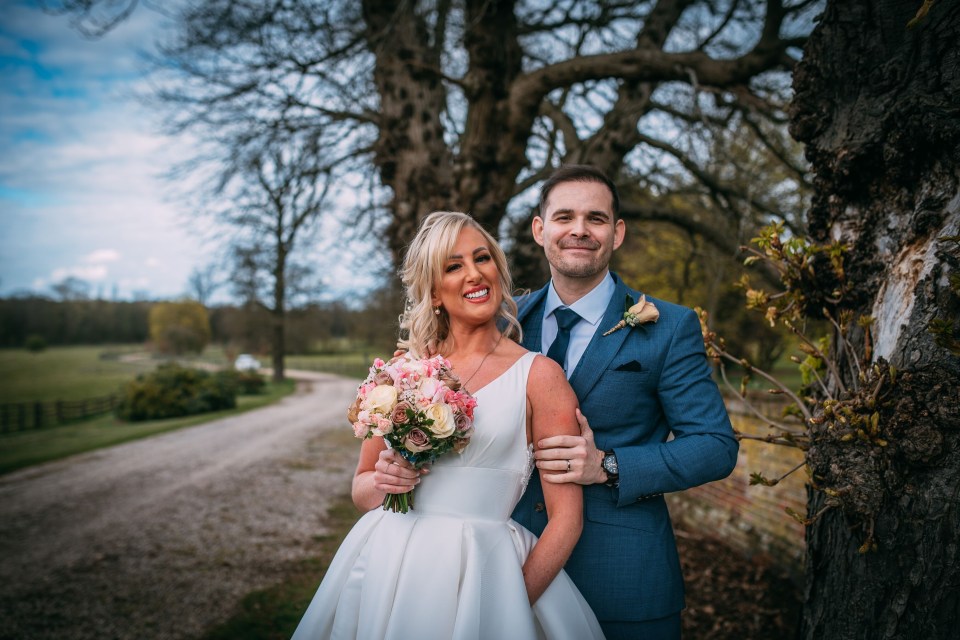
[526,354,568,390]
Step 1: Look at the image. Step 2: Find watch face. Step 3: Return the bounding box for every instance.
[603,454,618,475]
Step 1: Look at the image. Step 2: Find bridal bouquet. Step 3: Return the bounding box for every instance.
[348,354,477,513]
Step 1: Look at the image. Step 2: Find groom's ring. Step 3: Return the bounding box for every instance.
[565,460,571,472]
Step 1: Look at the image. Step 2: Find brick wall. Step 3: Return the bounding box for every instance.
[666,395,807,575]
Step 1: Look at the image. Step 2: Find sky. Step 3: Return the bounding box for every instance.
[0,0,376,302]
[0,0,206,299]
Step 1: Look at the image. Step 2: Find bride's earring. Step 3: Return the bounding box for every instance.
[434,307,441,316]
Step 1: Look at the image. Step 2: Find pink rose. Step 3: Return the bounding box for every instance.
[454,412,472,432]
[446,391,477,418]
[372,414,394,436]
[374,370,393,386]
[418,377,442,401]
[391,401,412,425]
[404,428,432,453]
[352,421,368,438]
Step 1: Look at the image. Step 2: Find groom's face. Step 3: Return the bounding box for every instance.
[533,180,625,284]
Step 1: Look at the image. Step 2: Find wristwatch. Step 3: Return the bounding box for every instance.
[602,451,619,487]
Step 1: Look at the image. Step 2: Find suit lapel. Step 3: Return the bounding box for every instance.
[517,285,549,352]
[568,275,638,399]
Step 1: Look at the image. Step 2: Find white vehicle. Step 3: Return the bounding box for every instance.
[234,354,261,371]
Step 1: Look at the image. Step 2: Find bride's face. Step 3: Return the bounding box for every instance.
[432,225,502,326]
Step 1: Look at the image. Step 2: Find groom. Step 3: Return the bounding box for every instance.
[511,165,738,640]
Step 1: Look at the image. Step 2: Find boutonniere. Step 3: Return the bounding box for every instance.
[603,294,659,336]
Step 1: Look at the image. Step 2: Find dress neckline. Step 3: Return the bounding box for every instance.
[468,352,533,396]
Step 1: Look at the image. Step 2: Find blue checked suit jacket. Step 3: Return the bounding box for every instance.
[511,273,738,623]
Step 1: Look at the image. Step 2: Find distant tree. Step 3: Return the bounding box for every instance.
[0,297,152,347]
[149,300,211,355]
[50,276,91,301]
[186,264,220,306]
[24,334,47,352]
[196,135,332,381]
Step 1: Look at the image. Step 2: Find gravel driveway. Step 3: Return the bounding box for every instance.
[0,371,360,640]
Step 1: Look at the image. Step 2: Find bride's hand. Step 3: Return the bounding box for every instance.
[373,449,426,494]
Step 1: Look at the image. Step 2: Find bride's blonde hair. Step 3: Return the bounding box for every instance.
[398,211,521,357]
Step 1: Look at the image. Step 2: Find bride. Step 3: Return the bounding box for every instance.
[292,211,604,639]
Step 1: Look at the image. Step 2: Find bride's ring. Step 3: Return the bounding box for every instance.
[565,460,571,472]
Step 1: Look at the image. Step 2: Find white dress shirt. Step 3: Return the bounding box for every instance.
[540,272,616,378]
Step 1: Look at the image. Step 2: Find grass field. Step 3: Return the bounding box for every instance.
[0,344,299,475]
[0,345,159,403]
[0,378,296,475]
[286,350,388,381]
[0,344,242,403]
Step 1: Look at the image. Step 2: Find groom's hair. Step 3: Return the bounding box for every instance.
[539,164,620,221]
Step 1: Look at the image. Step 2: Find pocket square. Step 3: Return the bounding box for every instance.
[613,360,645,372]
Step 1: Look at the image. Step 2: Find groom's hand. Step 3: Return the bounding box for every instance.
[535,409,606,485]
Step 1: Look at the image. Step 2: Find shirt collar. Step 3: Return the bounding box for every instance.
[544,272,616,327]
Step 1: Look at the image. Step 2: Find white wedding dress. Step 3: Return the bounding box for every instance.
[292,351,604,640]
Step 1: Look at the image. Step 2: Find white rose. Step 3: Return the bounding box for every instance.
[424,402,455,438]
[361,384,398,415]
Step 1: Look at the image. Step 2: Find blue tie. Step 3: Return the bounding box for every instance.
[546,307,582,370]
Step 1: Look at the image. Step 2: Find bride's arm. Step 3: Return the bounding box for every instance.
[522,355,584,604]
[352,437,423,511]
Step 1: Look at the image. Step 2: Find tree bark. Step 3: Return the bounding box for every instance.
[790,1,960,637]
[361,0,455,259]
[455,0,524,232]
[272,231,287,383]
[359,1,801,271]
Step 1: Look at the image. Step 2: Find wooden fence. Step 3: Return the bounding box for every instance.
[0,394,118,433]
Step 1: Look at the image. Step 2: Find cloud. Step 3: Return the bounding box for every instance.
[118,276,150,289]
[0,3,202,300]
[85,249,121,263]
[0,3,371,303]
[50,264,109,282]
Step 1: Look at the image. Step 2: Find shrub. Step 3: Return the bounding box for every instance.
[25,334,47,352]
[149,300,212,355]
[115,363,237,422]
[219,369,267,395]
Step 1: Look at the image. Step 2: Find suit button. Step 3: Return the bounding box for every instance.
[534,502,545,513]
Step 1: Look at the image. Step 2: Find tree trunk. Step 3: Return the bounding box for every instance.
[361,0,454,262]
[789,1,960,638]
[455,0,524,232]
[272,242,286,383]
